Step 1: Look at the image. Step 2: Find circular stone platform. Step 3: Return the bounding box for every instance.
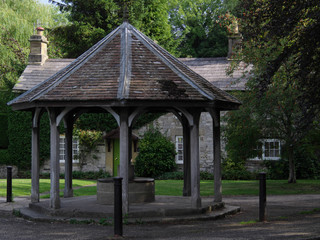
[97,177,155,204]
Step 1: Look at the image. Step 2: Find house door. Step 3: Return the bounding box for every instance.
[113,139,120,176]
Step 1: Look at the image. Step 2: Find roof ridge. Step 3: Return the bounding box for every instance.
[117,22,132,99]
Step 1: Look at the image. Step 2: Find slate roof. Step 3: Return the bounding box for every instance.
[179,58,249,91]
[9,22,241,109]
[14,58,249,92]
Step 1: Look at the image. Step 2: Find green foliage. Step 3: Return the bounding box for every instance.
[0,113,8,148]
[156,171,214,180]
[237,0,320,111]
[0,0,66,89]
[222,157,254,180]
[264,160,288,180]
[223,91,262,165]
[168,0,229,57]
[7,110,32,169]
[156,171,184,180]
[74,129,103,154]
[52,0,178,57]
[230,0,320,183]
[200,171,214,180]
[7,105,50,170]
[75,113,118,132]
[135,128,176,178]
[0,149,10,165]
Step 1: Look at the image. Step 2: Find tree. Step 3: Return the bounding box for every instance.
[0,0,67,89]
[0,0,67,170]
[49,0,178,57]
[168,0,230,57]
[226,0,320,183]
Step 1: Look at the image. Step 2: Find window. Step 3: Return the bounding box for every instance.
[59,135,79,163]
[175,136,183,164]
[252,139,281,161]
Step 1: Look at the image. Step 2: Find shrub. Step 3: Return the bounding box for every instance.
[0,113,8,149]
[222,157,254,180]
[200,171,214,180]
[134,128,176,178]
[156,171,184,180]
[0,149,10,164]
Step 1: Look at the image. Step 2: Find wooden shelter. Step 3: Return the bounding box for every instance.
[8,22,240,213]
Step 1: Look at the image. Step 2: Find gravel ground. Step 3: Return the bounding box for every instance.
[0,195,320,240]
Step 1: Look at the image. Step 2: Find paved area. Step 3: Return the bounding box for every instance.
[1,194,320,239]
[20,195,239,223]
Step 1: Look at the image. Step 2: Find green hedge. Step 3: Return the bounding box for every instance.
[0,113,8,149]
[7,110,51,170]
[0,149,10,164]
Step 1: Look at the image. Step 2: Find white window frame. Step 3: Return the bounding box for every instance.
[59,134,79,163]
[251,139,281,161]
[175,136,184,164]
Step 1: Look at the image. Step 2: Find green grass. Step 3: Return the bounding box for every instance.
[155,179,320,196]
[240,220,258,225]
[1,179,320,198]
[0,179,96,197]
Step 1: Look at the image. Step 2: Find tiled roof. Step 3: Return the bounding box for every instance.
[9,22,241,108]
[14,58,249,92]
[180,58,250,91]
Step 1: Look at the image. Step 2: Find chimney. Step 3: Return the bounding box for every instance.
[28,27,48,65]
[227,20,242,59]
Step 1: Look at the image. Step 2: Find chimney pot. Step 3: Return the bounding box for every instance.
[36,27,45,35]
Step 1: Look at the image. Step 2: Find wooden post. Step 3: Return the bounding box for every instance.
[64,116,73,198]
[119,108,129,214]
[213,110,222,203]
[31,108,41,203]
[182,116,191,196]
[48,109,61,209]
[190,111,201,208]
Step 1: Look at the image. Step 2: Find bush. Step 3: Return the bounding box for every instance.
[0,113,8,149]
[156,171,184,180]
[134,128,176,178]
[222,158,254,180]
[200,171,214,180]
[264,160,288,180]
[0,149,10,165]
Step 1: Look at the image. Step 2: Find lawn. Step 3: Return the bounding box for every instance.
[1,179,320,198]
[0,179,96,197]
[155,179,320,196]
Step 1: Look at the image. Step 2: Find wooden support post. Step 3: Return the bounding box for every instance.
[190,111,201,208]
[31,108,41,203]
[64,116,73,198]
[48,109,61,209]
[213,110,222,203]
[182,116,191,196]
[119,108,129,214]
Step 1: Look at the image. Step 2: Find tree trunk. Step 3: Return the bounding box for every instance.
[288,145,296,183]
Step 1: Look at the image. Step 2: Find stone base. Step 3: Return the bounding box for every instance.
[97,177,155,204]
